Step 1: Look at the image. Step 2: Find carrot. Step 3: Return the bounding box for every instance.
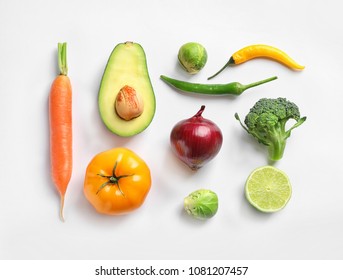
[49,42,72,222]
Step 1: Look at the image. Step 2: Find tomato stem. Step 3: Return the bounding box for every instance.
[96,161,133,196]
[112,161,118,177]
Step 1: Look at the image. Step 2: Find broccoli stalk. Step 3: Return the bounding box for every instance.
[235,97,306,161]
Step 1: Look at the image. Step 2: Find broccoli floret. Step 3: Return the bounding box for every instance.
[235,97,306,161]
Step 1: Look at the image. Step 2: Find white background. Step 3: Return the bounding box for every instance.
[1,0,342,260]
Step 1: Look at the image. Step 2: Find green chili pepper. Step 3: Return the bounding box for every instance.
[160,75,277,96]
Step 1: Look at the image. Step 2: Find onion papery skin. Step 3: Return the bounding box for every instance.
[170,106,223,170]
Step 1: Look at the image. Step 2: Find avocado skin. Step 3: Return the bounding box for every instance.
[98,42,156,137]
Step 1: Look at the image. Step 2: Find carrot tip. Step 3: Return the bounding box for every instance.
[60,195,65,222]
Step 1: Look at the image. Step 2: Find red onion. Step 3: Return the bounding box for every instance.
[170,105,223,170]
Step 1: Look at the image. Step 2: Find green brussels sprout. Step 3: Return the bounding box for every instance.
[184,189,218,219]
[178,42,208,74]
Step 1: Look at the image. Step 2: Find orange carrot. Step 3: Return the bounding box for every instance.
[49,42,72,222]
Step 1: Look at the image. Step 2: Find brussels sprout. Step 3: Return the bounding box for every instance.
[184,189,218,219]
[178,42,208,74]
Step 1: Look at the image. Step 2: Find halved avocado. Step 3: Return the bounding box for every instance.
[98,42,156,137]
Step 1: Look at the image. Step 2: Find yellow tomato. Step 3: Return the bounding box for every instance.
[84,147,151,215]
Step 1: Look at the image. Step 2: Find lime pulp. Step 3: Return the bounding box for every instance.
[245,166,292,213]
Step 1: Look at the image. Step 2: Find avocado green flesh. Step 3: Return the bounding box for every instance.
[98,42,156,137]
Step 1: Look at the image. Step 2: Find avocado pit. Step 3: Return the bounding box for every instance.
[115,85,144,121]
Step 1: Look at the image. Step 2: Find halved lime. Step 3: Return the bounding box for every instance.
[245,166,292,212]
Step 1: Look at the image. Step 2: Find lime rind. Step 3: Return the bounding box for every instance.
[245,166,292,213]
